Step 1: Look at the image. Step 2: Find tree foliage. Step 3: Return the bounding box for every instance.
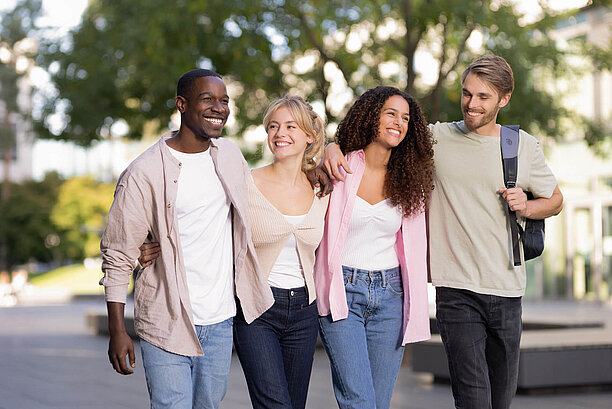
[0,172,62,267]
[36,0,609,151]
[50,176,115,259]
[0,173,115,269]
[0,0,41,166]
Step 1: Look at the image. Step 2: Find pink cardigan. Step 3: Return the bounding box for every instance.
[313,150,431,345]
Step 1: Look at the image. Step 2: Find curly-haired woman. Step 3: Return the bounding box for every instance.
[314,86,435,409]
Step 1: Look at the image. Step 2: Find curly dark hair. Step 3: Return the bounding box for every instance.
[336,86,435,217]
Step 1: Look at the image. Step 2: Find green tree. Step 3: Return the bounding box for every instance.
[37,0,284,145]
[50,176,115,259]
[38,0,609,150]
[0,172,63,268]
[0,0,41,269]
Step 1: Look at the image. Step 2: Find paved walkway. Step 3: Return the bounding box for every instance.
[1,297,611,408]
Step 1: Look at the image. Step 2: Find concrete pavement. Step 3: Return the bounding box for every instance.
[1,297,611,408]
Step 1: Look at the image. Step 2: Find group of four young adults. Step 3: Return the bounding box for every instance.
[101,54,562,409]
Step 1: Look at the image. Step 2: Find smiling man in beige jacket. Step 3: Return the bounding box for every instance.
[100,69,270,409]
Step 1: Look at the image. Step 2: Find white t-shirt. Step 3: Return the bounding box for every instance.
[267,214,307,289]
[168,145,235,325]
[340,196,402,270]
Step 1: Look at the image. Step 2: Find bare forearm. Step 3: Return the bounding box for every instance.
[525,186,563,219]
[107,301,127,335]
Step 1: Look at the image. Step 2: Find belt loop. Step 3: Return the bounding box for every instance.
[351,267,357,285]
[381,269,387,288]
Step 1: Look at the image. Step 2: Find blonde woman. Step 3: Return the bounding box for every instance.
[233,95,328,409]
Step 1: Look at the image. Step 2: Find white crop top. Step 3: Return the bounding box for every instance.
[267,214,307,289]
[340,196,402,270]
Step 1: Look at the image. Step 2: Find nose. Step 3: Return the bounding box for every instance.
[467,96,478,109]
[211,99,225,113]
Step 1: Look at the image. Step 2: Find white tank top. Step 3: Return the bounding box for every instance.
[267,214,307,289]
[340,196,402,270]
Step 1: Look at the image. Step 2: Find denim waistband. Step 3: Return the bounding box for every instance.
[270,286,309,299]
[341,265,401,286]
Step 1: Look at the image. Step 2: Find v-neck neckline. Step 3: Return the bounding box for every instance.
[249,172,315,222]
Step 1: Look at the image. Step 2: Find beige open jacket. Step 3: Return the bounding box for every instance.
[100,132,272,356]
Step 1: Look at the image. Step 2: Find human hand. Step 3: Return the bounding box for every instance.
[108,330,135,375]
[499,187,528,218]
[322,143,351,182]
[138,242,160,269]
[306,166,333,197]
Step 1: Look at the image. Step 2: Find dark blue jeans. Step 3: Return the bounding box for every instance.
[233,287,318,409]
[436,287,522,409]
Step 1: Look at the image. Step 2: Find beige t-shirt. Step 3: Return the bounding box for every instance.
[428,121,557,297]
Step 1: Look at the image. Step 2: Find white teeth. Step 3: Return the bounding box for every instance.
[388,129,400,135]
[275,141,290,146]
[467,111,482,117]
[205,117,223,125]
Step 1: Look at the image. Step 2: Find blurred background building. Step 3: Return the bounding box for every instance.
[530,4,612,301]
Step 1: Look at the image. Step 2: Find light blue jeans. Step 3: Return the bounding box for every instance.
[319,266,405,409]
[140,318,233,409]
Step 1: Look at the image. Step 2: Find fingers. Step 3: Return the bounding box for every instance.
[109,349,134,375]
[321,177,334,196]
[128,344,136,370]
[323,158,346,182]
[322,143,351,182]
[500,187,527,215]
[339,156,352,175]
[138,242,160,266]
[108,333,135,375]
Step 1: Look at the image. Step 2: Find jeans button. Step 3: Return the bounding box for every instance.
[290,290,295,296]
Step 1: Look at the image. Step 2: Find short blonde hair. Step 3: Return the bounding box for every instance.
[263,95,326,171]
[461,55,514,99]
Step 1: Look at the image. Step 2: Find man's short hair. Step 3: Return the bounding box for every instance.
[461,55,514,99]
[177,69,222,99]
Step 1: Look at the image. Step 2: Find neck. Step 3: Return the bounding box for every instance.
[268,156,305,186]
[169,128,211,153]
[472,122,500,137]
[363,143,391,169]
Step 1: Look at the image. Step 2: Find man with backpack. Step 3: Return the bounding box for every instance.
[322,55,563,409]
[427,55,563,409]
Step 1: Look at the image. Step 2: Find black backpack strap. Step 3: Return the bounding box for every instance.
[500,125,521,267]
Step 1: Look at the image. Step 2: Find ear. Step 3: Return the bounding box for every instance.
[176,96,186,113]
[498,92,511,109]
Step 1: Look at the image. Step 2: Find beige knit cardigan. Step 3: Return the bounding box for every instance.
[246,175,329,306]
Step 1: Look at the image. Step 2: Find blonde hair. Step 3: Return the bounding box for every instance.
[263,95,326,171]
[461,55,514,99]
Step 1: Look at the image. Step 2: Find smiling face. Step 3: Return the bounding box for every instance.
[373,94,410,150]
[266,106,311,162]
[176,76,229,140]
[461,72,510,136]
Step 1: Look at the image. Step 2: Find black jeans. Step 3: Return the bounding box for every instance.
[234,287,318,409]
[436,287,522,409]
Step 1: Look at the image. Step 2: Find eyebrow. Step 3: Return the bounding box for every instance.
[383,107,410,116]
[462,88,492,98]
[197,91,229,99]
[269,119,297,124]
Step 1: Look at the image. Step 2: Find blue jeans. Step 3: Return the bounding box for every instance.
[140,318,233,409]
[234,287,318,409]
[319,266,405,409]
[435,287,522,409]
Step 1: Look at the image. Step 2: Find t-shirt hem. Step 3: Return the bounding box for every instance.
[431,280,525,298]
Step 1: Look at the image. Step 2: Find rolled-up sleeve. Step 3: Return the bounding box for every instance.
[100,175,151,304]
